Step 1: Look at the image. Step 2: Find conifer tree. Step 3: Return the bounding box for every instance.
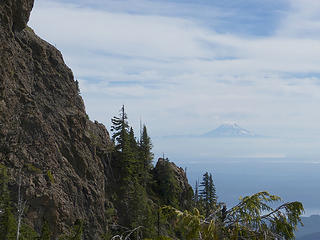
[208,173,216,207]
[128,127,139,177]
[39,221,52,240]
[194,181,199,204]
[139,124,154,187]
[110,106,153,234]
[111,105,129,152]
[199,172,217,217]
[0,165,17,240]
[162,192,304,240]
[129,127,138,154]
[0,164,10,214]
[110,105,134,181]
[154,159,180,208]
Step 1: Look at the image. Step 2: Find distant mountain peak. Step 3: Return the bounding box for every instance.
[202,123,257,138]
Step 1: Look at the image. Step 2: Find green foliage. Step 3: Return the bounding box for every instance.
[110,106,158,238]
[25,26,35,34]
[0,164,10,209]
[0,165,17,240]
[59,219,84,240]
[24,163,42,174]
[139,125,154,187]
[47,170,54,184]
[0,105,306,240]
[0,207,17,240]
[161,191,304,240]
[198,172,217,217]
[111,105,130,152]
[39,221,52,240]
[20,224,39,240]
[71,219,84,240]
[151,237,173,240]
[153,159,180,208]
[161,206,202,240]
[226,192,304,239]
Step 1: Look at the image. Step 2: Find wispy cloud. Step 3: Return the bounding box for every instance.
[29,0,320,144]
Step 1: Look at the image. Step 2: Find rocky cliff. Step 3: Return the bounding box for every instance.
[0,0,113,238]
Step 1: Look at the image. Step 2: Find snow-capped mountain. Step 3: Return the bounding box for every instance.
[202,123,257,138]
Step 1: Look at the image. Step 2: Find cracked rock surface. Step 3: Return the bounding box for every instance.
[0,1,113,238]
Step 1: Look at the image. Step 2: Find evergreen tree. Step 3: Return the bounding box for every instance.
[199,172,217,217]
[110,107,154,236]
[58,219,83,240]
[128,127,139,177]
[39,221,52,240]
[110,105,134,182]
[20,224,39,240]
[0,208,16,240]
[162,192,304,240]
[139,124,154,187]
[154,159,180,208]
[208,174,216,207]
[199,172,209,203]
[0,164,10,213]
[0,164,17,240]
[194,180,199,204]
[129,127,138,153]
[71,219,83,240]
[111,105,129,152]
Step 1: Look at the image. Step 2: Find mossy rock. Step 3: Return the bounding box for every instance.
[24,163,42,174]
[46,170,54,184]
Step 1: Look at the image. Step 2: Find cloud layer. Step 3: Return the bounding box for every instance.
[29,0,320,143]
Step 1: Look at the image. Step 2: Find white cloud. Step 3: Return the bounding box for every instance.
[277,0,320,38]
[29,0,320,143]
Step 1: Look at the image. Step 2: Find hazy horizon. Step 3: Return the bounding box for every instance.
[153,136,320,216]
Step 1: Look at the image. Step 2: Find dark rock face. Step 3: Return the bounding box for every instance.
[0,1,112,238]
[0,0,34,32]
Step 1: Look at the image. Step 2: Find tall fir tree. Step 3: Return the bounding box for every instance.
[208,173,217,208]
[139,124,154,187]
[194,180,199,204]
[111,105,129,152]
[110,105,134,181]
[199,172,217,217]
[128,127,139,177]
[110,107,155,235]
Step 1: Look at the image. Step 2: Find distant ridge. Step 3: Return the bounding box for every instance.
[202,123,258,138]
[295,215,320,240]
[296,232,320,240]
[161,123,262,139]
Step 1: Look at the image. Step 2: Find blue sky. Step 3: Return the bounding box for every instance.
[29,0,320,151]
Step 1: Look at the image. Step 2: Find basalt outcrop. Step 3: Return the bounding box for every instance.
[0,0,113,238]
